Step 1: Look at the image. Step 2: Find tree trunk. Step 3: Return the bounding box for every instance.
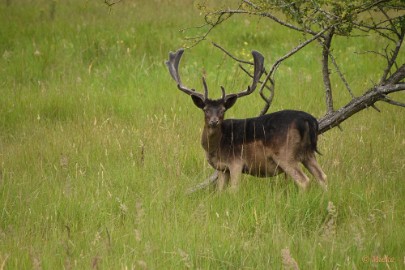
[322,28,335,114]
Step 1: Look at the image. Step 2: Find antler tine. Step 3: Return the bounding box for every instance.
[220,86,226,100]
[233,50,265,98]
[166,48,205,99]
[202,76,209,100]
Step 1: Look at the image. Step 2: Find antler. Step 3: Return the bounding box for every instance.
[224,50,265,99]
[167,48,264,101]
[166,48,206,100]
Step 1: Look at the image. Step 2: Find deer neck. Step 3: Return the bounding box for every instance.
[201,124,222,155]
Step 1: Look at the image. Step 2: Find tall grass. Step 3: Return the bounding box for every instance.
[0,0,404,269]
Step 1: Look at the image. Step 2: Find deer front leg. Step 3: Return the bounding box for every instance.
[228,162,244,192]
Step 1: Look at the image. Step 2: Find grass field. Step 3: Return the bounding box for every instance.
[1,0,404,269]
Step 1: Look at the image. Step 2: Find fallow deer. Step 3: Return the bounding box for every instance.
[166,49,327,191]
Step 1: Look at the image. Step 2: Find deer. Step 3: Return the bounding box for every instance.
[166,48,327,191]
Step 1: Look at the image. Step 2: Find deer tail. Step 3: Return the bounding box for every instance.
[308,117,321,155]
[297,116,321,155]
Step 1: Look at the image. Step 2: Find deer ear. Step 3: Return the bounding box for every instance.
[224,94,237,110]
[191,94,205,109]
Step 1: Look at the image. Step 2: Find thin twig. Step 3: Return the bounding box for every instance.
[184,10,234,47]
[207,9,315,35]
[383,96,405,107]
[242,0,259,9]
[378,6,401,38]
[329,51,355,98]
[104,0,122,7]
[212,42,252,65]
[354,49,386,58]
[356,0,391,14]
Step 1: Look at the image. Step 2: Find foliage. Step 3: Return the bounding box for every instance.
[198,0,405,34]
[252,0,405,34]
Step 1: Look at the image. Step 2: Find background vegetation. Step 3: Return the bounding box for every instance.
[0,0,404,269]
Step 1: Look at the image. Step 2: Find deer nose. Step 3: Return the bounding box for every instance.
[209,119,219,127]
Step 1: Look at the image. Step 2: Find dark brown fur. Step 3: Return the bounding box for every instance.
[194,97,327,191]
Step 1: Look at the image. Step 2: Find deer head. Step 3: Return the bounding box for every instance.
[166,49,265,128]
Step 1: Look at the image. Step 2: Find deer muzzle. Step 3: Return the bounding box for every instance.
[208,118,220,128]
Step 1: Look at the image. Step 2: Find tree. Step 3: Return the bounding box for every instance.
[103,0,404,192]
[185,0,405,192]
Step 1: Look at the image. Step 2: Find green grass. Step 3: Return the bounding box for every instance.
[1,0,404,269]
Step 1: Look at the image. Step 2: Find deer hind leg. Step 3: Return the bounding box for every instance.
[303,153,328,191]
[273,158,310,190]
[217,170,230,191]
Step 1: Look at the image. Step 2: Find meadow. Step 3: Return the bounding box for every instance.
[0,0,404,269]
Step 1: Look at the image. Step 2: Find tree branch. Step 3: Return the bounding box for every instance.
[318,83,405,133]
[184,8,236,46]
[385,64,405,85]
[185,171,218,194]
[380,27,405,84]
[321,28,335,114]
[203,8,317,36]
[185,0,405,194]
[212,23,339,118]
[377,6,401,38]
[356,0,392,15]
[256,25,337,115]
